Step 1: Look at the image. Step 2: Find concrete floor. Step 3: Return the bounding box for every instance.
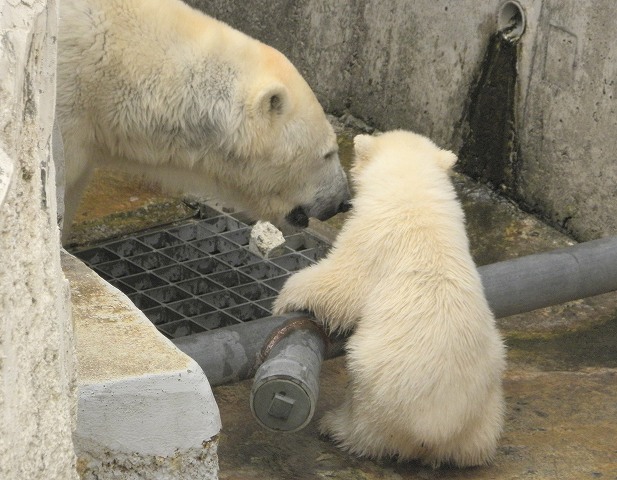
[69,125,617,480]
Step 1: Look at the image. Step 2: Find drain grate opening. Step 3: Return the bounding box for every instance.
[71,205,330,339]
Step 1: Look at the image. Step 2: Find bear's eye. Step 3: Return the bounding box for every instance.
[324,149,337,161]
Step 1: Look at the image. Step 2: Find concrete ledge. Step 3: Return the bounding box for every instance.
[61,252,221,480]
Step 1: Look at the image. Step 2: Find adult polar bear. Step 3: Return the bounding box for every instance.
[56,0,350,240]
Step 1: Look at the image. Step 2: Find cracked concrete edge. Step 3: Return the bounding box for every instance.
[61,251,221,478]
[75,438,219,480]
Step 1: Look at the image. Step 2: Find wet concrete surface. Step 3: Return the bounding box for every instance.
[71,124,617,480]
[66,170,196,247]
[215,362,617,480]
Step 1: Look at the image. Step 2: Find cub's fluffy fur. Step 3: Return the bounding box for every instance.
[273,130,505,467]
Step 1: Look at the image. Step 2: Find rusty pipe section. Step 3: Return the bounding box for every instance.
[172,312,344,387]
[172,312,343,431]
[250,316,329,432]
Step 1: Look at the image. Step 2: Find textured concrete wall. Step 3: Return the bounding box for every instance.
[190,0,617,241]
[190,0,502,149]
[0,0,77,479]
[518,0,617,240]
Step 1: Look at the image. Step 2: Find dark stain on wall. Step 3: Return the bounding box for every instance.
[458,33,520,196]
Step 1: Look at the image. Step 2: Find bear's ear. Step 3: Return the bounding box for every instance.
[435,149,457,171]
[254,83,290,117]
[353,134,374,165]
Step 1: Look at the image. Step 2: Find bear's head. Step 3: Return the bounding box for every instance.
[351,130,457,189]
[208,46,351,229]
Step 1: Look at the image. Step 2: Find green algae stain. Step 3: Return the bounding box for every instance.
[67,201,196,247]
[337,133,355,173]
[506,315,617,371]
[458,32,519,195]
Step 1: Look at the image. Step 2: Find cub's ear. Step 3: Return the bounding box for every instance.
[352,134,374,166]
[254,82,290,117]
[436,149,457,171]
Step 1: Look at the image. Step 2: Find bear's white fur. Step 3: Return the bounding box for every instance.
[57,0,349,240]
[273,130,506,467]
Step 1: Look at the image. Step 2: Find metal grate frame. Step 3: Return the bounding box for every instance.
[71,205,329,339]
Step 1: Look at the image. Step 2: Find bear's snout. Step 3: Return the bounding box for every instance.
[287,197,351,228]
[312,199,352,222]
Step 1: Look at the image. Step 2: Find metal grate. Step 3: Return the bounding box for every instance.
[71,205,330,339]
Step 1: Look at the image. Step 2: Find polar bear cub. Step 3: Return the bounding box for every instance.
[273,130,506,467]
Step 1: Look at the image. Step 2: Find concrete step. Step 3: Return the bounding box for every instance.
[62,252,221,480]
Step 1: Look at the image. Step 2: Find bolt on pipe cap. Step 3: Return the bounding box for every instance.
[251,377,315,432]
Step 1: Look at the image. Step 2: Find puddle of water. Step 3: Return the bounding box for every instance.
[232,283,277,302]
[143,306,182,325]
[225,303,269,322]
[127,293,158,310]
[138,231,183,249]
[158,319,206,338]
[215,249,261,268]
[95,259,143,279]
[239,262,286,281]
[177,278,221,296]
[201,291,246,309]
[122,273,167,290]
[193,311,238,331]
[169,299,214,317]
[146,285,191,304]
[154,265,199,283]
[130,252,175,270]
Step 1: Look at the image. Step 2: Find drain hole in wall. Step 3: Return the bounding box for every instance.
[497,1,526,42]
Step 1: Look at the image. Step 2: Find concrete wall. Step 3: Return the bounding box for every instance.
[518,0,617,240]
[0,0,78,479]
[191,0,502,149]
[190,0,617,241]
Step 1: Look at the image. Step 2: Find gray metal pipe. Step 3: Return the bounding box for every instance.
[172,313,305,386]
[173,236,617,431]
[479,235,617,318]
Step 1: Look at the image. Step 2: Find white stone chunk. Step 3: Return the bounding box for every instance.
[249,221,286,258]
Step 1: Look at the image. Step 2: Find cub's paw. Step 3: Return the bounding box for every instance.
[272,273,310,315]
[318,411,337,439]
[272,291,302,316]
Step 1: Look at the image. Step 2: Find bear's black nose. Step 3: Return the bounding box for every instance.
[285,206,310,228]
[338,200,352,213]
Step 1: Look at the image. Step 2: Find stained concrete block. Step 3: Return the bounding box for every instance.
[189,0,501,147]
[62,252,220,480]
